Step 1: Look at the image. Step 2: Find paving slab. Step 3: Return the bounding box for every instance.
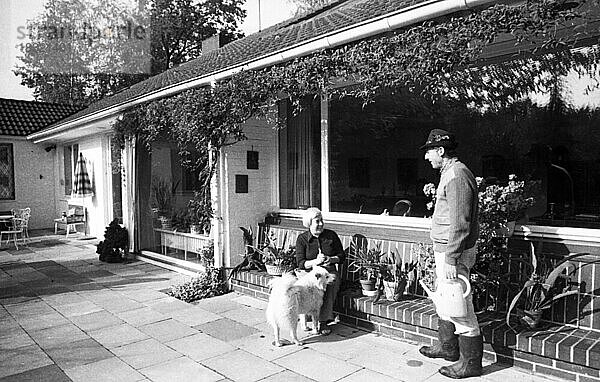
[169,305,222,326]
[116,306,170,327]
[64,356,145,382]
[201,349,284,382]
[138,356,223,382]
[29,323,89,349]
[69,309,125,332]
[274,348,362,382]
[88,323,150,349]
[111,338,181,369]
[44,338,113,369]
[138,318,199,342]
[196,317,260,342]
[0,343,54,378]
[0,364,72,382]
[164,332,236,361]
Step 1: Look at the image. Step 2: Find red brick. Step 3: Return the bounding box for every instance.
[555,359,599,377]
[534,364,576,381]
[580,375,600,382]
[496,354,533,371]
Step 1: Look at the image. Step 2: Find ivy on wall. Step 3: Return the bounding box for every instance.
[112,0,600,203]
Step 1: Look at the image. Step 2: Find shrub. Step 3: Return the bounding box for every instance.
[97,219,129,263]
[167,266,228,303]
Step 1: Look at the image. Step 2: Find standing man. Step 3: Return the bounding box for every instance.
[418,129,482,379]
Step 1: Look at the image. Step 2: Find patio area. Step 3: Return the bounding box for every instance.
[1,234,569,382]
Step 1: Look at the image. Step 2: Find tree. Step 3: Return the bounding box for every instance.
[14,0,246,106]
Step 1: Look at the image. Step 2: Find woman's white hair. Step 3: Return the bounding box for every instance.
[302,207,322,228]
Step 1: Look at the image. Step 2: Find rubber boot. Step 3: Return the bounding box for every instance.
[419,320,459,361]
[439,335,483,379]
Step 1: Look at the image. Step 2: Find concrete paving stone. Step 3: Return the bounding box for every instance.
[11,270,49,282]
[44,338,113,369]
[192,293,240,313]
[3,299,56,319]
[53,300,103,317]
[202,349,284,382]
[139,356,223,382]
[0,343,53,379]
[304,333,378,361]
[258,370,316,382]
[111,338,181,369]
[0,364,71,382]
[82,289,125,304]
[64,356,146,382]
[144,296,193,314]
[346,345,439,382]
[138,318,198,342]
[230,332,305,361]
[338,369,403,382]
[274,348,362,382]
[361,332,418,354]
[29,323,88,349]
[88,323,150,349]
[224,306,268,327]
[481,363,556,382]
[164,332,236,361]
[0,292,38,305]
[116,307,170,327]
[231,294,268,310]
[0,315,19,335]
[41,291,87,307]
[17,311,70,332]
[196,318,260,342]
[0,327,36,350]
[114,287,168,303]
[93,296,146,314]
[169,305,222,326]
[69,309,125,332]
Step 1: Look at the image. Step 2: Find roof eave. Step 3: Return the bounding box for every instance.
[28,0,507,144]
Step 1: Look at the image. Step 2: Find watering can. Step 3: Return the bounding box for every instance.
[420,274,471,317]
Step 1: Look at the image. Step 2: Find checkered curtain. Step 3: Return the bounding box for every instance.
[73,153,94,197]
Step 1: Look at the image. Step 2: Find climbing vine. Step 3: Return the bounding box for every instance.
[112,0,600,214]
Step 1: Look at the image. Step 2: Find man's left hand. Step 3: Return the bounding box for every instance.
[445,263,457,280]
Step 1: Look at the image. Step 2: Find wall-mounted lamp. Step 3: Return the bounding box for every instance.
[44,145,56,152]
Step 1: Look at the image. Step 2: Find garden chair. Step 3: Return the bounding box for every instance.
[11,208,31,243]
[0,216,26,250]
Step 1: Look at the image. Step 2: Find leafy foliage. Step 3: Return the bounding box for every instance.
[96,219,129,263]
[167,266,228,303]
[15,0,246,106]
[414,242,436,291]
[250,231,297,270]
[347,242,386,281]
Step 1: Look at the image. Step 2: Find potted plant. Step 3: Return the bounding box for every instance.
[251,232,296,276]
[414,242,436,294]
[381,258,417,301]
[506,243,590,330]
[347,242,385,297]
[476,174,536,238]
[96,219,129,263]
[228,226,266,280]
[152,178,179,229]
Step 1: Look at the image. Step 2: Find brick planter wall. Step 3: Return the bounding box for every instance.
[231,270,600,382]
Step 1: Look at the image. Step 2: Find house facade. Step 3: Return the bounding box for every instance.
[28,1,600,378]
[0,98,81,229]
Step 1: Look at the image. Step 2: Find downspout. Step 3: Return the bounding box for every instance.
[28,0,508,143]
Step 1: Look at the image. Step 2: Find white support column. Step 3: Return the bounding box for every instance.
[122,136,137,253]
[320,92,330,212]
[209,144,224,268]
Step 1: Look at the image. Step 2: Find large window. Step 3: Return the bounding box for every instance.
[279,52,600,229]
[0,144,15,200]
[278,99,321,209]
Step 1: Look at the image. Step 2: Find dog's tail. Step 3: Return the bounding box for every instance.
[267,272,298,296]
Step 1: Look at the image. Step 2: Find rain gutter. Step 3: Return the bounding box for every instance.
[29,0,510,143]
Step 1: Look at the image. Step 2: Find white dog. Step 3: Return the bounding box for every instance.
[266,266,335,346]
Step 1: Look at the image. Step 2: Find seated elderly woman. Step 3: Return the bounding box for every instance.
[295,207,344,335]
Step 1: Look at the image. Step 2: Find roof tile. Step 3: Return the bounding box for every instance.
[0,98,82,136]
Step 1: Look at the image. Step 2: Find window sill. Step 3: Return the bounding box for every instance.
[278,209,600,245]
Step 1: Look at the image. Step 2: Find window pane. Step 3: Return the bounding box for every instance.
[64,146,72,195]
[329,49,600,228]
[0,144,14,200]
[279,99,321,209]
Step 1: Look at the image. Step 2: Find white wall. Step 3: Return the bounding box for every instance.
[220,117,279,266]
[56,135,112,239]
[0,137,56,229]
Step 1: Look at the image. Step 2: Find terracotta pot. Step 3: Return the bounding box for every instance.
[265,264,285,276]
[360,279,377,296]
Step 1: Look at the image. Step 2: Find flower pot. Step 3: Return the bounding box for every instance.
[517,308,543,329]
[360,279,377,297]
[383,279,407,301]
[265,264,286,276]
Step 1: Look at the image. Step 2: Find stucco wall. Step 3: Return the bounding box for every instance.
[221,118,278,266]
[0,137,56,229]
